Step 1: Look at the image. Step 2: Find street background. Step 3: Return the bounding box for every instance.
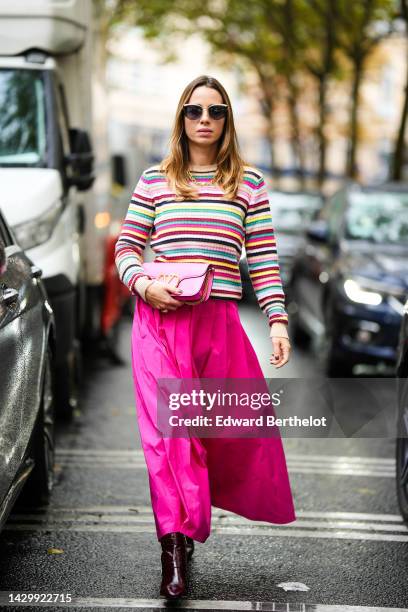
[0,0,408,610]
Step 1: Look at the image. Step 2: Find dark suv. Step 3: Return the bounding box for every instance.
[288,183,408,376]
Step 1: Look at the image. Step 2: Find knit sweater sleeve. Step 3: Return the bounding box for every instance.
[114,170,155,295]
[244,170,289,328]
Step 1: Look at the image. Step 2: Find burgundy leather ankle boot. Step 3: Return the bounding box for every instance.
[159,532,188,599]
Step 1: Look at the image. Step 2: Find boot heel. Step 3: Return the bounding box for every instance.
[185,535,195,560]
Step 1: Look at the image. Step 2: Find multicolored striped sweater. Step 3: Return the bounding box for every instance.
[114,163,289,328]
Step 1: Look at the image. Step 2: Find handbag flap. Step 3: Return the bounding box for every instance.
[142,262,213,297]
[142,262,211,280]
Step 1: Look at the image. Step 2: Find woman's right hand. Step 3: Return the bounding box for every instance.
[145,280,185,311]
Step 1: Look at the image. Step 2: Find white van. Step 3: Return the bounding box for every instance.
[0,0,111,418]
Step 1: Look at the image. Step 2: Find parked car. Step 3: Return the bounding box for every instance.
[0,209,56,531]
[396,295,408,521]
[240,190,323,301]
[288,183,408,376]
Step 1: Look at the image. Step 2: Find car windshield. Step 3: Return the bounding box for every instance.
[268,192,322,234]
[0,69,47,166]
[345,191,408,244]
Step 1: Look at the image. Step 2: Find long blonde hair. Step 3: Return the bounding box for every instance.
[160,75,248,201]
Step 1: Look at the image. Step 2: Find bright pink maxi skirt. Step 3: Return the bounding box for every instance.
[131,295,296,543]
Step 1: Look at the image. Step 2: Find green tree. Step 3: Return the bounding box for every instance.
[110,0,312,183]
[100,0,397,184]
[299,0,340,185]
[336,0,395,178]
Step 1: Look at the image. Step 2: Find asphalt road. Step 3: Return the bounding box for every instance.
[0,299,407,612]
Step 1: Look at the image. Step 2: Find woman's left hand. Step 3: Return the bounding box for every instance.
[270,336,291,368]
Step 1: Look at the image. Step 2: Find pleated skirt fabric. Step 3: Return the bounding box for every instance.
[131,295,296,543]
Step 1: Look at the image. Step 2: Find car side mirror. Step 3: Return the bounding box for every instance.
[0,240,6,276]
[305,219,329,243]
[66,128,95,191]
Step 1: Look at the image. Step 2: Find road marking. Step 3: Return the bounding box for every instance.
[54,450,396,478]
[5,523,408,541]
[53,463,396,477]
[6,507,407,542]
[9,506,404,522]
[56,450,396,464]
[0,595,407,610]
[6,516,407,533]
[52,462,395,478]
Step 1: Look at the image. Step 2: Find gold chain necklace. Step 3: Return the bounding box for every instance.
[187,170,217,185]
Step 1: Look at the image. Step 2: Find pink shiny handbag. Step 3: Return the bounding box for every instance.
[142,262,215,305]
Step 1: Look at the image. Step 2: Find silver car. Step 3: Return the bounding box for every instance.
[0,208,56,530]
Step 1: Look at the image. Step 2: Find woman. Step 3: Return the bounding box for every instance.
[114,75,296,600]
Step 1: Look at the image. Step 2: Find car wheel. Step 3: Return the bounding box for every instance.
[122,294,135,318]
[325,351,354,377]
[396,435,408,521]
[292,316,311,348]
[56,337,82,421]
[322,299,354,377]
[18,346,56,506]
[288,299,311,349]
[101,319,125,365]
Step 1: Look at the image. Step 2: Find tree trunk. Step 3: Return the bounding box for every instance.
[347,56,363,179]
[287,78,306,188]
[317,0,337,187]
[266,116,278,182]
[391,0,408,181]
[257,70,279,181]
[391,42,408,180]
[317,74,329,186]
[282,0,306,188]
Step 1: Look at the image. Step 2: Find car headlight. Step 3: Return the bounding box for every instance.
[12,199,63,250]
[343,278,383,306]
